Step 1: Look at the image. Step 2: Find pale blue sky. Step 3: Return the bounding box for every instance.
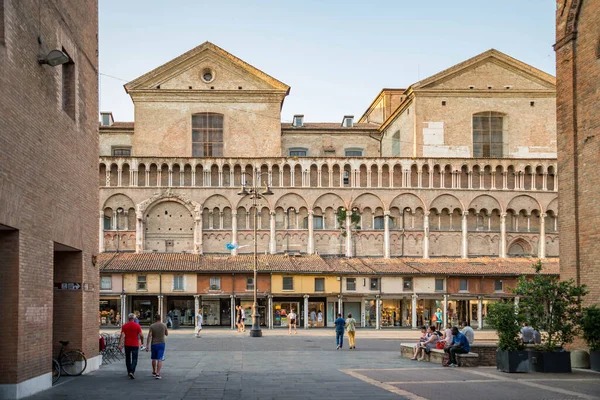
[99,0,556,123]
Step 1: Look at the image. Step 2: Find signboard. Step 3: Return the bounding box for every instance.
[55,282,81,290]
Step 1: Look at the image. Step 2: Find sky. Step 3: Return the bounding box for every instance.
[99,0,556,123]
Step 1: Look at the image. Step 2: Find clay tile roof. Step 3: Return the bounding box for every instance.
[98,253,558,276]
[280,122,379,131]
[99,122,134,130]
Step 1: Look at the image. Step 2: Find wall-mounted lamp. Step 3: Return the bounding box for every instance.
[38,49,70,67]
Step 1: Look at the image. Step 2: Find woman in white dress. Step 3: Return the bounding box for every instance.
[195,311,203,338]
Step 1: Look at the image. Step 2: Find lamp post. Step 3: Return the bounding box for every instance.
[238,168,273,337]
[116,207,124,252]
[401,207,411,256]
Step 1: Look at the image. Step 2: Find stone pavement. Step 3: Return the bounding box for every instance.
[29,329,599,400]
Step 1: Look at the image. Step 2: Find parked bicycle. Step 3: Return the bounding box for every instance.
[52,358,60,384]
[56,340,87,376]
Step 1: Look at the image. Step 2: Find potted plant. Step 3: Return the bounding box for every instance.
[512,261,587,373]
[581,305,600,371]
[486,301,529,373]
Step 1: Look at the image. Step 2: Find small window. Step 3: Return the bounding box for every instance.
[173,275,185,291]
[345,148,364,157]
[373,216,385,230]
[403,277,413,291]
[112,147,131,157]
[473,111,505,158]
[370,278,379,290]
[293,115,304,127]
[283,276,294,291]
[137,275,147,291]
[343,171,350,186]
[210,277,221,290]
[435,278,444,291]
[100,276,112,290]
[343,116,354,127]
[61,49,75,119]
[315,278,325,292]
[391,130,400,157]
[103,216,112,231]
[246,277,254,291]
[192,113,223,157]
[289,147,308,157]
[494,280,503,292]
[459,279,468,291]
[346,278,356,291]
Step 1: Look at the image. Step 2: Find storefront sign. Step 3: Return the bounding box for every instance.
[55,282,81,290]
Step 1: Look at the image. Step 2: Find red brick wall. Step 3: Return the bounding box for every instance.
[0,229,20,383]
[198,273,270,294]
[555,0,600,307]
[0,0,98,384]
[447,277,518,295]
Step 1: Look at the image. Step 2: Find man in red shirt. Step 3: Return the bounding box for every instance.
[119,313,144,379]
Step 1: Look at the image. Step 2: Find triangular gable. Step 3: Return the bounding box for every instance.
[413,49,555,91]
[124,41,290,93]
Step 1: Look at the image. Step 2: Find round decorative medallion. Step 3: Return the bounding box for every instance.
[201,68,215,83]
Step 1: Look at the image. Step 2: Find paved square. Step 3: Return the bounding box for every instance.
[30,329,600,400]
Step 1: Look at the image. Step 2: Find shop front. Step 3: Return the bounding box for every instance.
[166,295,196,327]
[237,297,267,327]
[307,297,326,328]
[273,298,302,328]
[363,298,412,328]
[99,297,121,326]
[201,296,232,326]
[417,298,444,328]
[131,296,158,325]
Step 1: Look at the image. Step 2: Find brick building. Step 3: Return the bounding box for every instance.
[555,0,600,306]
[0,1,99,398]
[97,42,559,330]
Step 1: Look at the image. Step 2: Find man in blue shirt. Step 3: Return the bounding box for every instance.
[334,313,346,350]
[445,326,470,367]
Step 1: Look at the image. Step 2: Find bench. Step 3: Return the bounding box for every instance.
[400,343,492,367]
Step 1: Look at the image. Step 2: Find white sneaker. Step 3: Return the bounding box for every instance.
[140,346,146,351]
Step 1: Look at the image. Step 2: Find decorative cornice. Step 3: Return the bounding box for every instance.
[128,89,287,103]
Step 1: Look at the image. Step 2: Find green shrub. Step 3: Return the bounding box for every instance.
[485,302,524,351]
[581,305,600,352]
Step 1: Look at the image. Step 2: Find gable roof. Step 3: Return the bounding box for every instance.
[412,48,555,90]
[124,41,290,93]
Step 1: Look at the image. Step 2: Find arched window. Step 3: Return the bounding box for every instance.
[391,130,400,157]
[192,113,223,157]
[473,112,506,158]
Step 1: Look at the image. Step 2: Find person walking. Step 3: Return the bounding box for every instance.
[119,313,144,379]
[146,314,168,380]
[165,310,173,328]
[334,313,345,349]
[317,310,323,327]
[235,305,242,333]
[346,313,357,349]
[195,309,203,338]
[288,309,297,335]
[310,309,317,328]
[240,306,246,332]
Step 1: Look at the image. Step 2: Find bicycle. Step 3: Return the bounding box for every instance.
[52,358,60,384]
[56,340,87,376]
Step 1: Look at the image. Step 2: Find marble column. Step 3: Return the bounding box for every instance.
[375,295,381,330]
[411,294,418,329]
[303,295,309,329]
[477,297,483,330]
[500,212,507,258]
[120,294,127,325]
[230,295,236,329]
[135,211,144,253]
[539,213,546,258]
[423,212,430,259]
[443,294,449,328]
[268,295,273,329]
[194,295,200,331]
[461,211,468,259]
[345,211,353,257]
[307,210,314,254]
[231,210,238,256]
[194,211,203,255]
[269,212,277,254]
[383,211,390,259]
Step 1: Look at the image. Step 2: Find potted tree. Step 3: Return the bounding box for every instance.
[512,261,587,373]
[581,305,600,371]
[486,301,529,373]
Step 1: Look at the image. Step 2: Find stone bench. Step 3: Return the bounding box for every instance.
[400,343,494,367]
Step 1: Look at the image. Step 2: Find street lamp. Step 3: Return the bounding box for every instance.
[237,168,273,337]
[116,207,124,252]
[401,207,411,256]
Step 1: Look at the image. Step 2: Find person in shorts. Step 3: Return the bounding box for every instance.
[240,307,246,332]
[235,305,242,333]
[288,309,297,335]
[146,314,168,379]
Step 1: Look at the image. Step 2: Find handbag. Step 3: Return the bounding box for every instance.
[436,341,446,350]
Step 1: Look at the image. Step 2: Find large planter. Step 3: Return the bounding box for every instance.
[591,351,600,372]
[496,350,529,373]
[529,350,571,373]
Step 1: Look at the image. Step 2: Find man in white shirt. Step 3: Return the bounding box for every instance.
[195,311,203,338]
[310,310,317,327]
[460,321,475,344]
